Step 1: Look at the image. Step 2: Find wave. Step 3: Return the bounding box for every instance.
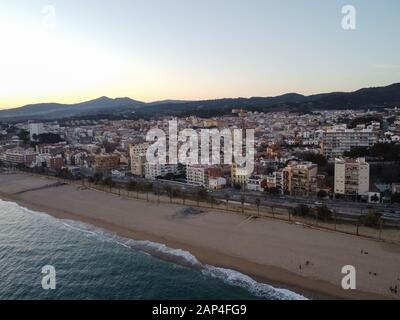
[0,198,308,300]
[60,219,309,300]
[203,266,307,300]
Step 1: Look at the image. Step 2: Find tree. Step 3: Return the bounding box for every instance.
[37,133,63,144]
[224,193,230,210]
[17,129,30,144]
[165,173,175,180]
[315,205,332,222]
[155,183,161,204]
[362,210,382,228]
[392,193,400,204]
[317,190,328,199]
[240,194,245,214]
[127,181,137,191]
[210,196,215,208]
[196,187,208,206]
[172,188,181,204]
[255,198,261,216]
[93,172,103,184]
[103,177,115,189]
[164,186,173,203]
[144,183,153,202]
[299,152,327,166]
[294,204,310,217]
[233,183,242,190]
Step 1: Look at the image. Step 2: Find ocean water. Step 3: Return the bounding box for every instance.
[0,199,307,300]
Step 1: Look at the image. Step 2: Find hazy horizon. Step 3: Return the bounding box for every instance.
[1,0,399,110]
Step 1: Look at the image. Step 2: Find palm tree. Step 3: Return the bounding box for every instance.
[224,193,230,210]
[197,187,207,207]
[182,192,186,205]
[255,198,261,216]
[173,188,181,204]
[240,194,245,214]
[164,186,173,203]
[145,183,153,202]
[333,210,337,231]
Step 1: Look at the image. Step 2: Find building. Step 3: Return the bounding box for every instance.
[130,142,151,176]
[93,154,120,172]
[247,175,266,192]
[208,177,226,190]
[47,155,64,170]
[28,122,44,141]
[5,148,37,166]
[145,163,179,180]
[321,127,378,159]
[231,163,252,187]
[131,155,147,176]
[129,142,150,159]
[282,161,318,196]
[334,158,370,197]
[186,165,209,187]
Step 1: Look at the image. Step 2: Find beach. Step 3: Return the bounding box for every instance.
[1,173,399,300]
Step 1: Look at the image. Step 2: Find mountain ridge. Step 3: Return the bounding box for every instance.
[1,83,399,121]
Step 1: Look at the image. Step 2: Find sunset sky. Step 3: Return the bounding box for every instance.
[0,0,399,109]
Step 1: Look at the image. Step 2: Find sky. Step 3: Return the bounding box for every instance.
[0,0,399,109]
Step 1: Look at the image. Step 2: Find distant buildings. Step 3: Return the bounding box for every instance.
[93,154,120,172]
[47,155,64,170]
[321,127,378,158]
[129,142,151,176]
[186,165,209,187]
[231,163,252,187]
[282,161,318,196]
[247,175,265,192]
[4,148,37,166]
[334,158,370,197]
[145,163,179,180]
[208,177,226,190]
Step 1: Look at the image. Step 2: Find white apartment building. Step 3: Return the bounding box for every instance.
[145,163,179,180]
[321,127,378,159]
[247,175,265,192]
[186,165,209,187]
[208,177,226,190]
[28,122,44,141]
[334,158,370,196]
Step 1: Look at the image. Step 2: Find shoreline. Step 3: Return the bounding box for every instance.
[1,174,399,300]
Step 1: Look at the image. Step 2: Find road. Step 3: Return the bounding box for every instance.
[111,175,400,222]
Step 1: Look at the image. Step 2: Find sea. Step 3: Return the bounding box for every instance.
[0,199,307,300]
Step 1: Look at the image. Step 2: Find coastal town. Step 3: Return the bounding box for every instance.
[1,107,400,218]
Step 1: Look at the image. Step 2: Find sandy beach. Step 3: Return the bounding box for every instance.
[1,173,399,300]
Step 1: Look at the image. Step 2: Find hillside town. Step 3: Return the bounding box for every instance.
[1,107,400,207]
